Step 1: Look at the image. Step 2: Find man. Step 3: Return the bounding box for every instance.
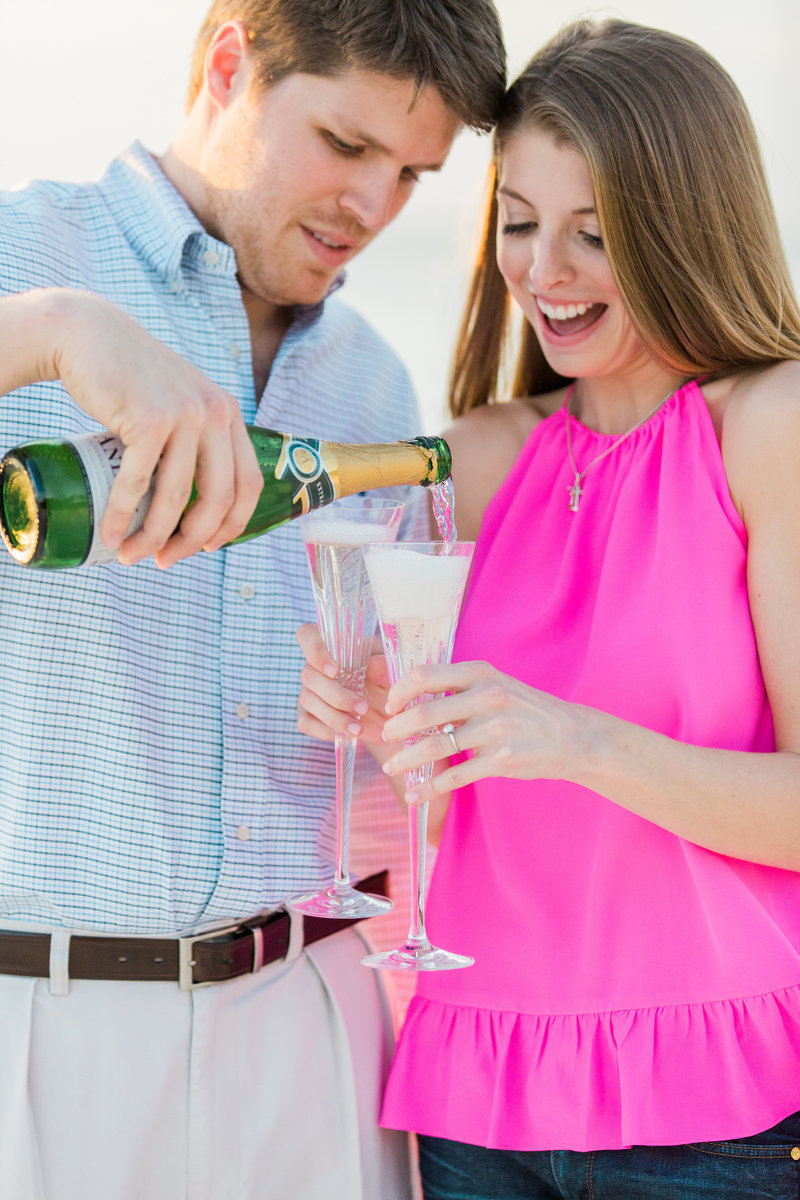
[0,2,505,1198]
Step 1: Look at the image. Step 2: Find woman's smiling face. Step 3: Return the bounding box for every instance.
[496,127,655,390]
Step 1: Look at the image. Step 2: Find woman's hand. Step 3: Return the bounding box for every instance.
[296,623,393,754]
[379,659,590,803]
[295,624,460,830]
[378,648,800,873]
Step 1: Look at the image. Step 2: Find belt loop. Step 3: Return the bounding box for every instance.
[284,908,304,965]
[250,925,265,974]
[49,930,71,996]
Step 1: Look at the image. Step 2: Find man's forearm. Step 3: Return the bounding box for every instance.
[0,287,70,395]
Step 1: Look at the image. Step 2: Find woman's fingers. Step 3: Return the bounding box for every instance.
[383,698,474,744]
[383,722,474,776]
[299,660,366,716]
[296,625,391,744]
[384,732,485,806]
[297,623,338,679]
[383,661,479,714]
[297,678,364,741]
[381,669,586,803]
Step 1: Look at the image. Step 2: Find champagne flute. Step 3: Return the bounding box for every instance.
[289,496,404,918]
[360,540,475,971]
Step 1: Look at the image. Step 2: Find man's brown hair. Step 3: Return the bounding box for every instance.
[187,0,506,133]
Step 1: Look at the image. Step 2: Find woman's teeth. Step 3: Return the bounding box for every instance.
[537,299,595,320]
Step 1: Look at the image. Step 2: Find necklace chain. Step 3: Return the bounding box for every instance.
[564,387,674,512]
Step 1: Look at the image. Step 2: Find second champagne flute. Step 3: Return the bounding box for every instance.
[289,496,404,919]
[361,540,475,970]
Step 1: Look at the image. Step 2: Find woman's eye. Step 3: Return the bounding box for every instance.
[581,232,604,250]
[501,221,536,237]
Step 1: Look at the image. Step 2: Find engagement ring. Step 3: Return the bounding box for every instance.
[442,722,460,754]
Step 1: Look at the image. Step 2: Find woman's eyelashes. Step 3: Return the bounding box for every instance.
[581,231,604,250]
[499,219,604,251]
[501,220,537,236]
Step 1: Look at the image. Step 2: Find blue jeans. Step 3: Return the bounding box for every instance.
[417,1112,800,1199]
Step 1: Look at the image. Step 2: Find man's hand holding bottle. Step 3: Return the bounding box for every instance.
[0,287,262,567]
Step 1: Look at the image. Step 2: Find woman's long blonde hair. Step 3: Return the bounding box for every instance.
[450,18,800,416]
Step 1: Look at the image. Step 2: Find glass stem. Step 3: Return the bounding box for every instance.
[332,732,357,892]
[405,766,432,949]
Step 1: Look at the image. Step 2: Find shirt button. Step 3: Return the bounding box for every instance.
[236,825,251,842]
[230,342,242,359]
[236,702,250,720]
[239,583,255,601]
[204,248,220,266]
[169,279,183,293]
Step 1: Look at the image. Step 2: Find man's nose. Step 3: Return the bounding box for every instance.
[339,170,401,232]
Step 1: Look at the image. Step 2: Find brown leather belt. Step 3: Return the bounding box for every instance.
[0,870,388,991]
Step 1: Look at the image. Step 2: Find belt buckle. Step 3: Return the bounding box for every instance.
[178,922,243,991]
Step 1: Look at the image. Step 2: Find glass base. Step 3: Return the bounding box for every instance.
[287,885,394,919]
[361,942,474,972]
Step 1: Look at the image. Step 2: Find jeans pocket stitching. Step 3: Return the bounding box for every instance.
[688,1143,795,1159]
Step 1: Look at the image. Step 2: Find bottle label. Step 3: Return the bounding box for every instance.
[274,436,336,513]
[68,433,154,566]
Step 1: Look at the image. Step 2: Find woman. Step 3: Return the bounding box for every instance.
[297,18,800,1198]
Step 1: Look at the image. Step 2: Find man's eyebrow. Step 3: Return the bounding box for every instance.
[497,186,596,215]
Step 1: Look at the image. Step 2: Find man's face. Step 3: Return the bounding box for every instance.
[200,69,460,312]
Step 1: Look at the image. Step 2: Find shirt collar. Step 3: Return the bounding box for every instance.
[96,141,347,318]
[95,142,221,284]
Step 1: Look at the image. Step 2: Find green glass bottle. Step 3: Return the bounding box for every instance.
[0,427,451,569]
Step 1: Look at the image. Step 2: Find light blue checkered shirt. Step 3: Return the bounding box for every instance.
[0,143,428,933]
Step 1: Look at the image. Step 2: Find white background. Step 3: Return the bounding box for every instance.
[2,0,798,430]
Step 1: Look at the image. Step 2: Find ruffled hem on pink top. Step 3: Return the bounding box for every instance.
[381,984,800,1151]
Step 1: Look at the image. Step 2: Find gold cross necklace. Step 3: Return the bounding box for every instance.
[564,386,676,512]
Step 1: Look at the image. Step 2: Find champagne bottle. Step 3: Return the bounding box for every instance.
[0,427,451,569]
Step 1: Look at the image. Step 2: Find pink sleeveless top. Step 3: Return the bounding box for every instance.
[381,380,800,1150]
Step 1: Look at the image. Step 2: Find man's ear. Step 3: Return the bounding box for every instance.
[203,20,252,111]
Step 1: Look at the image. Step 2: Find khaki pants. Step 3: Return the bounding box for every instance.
[0,925,412,1200]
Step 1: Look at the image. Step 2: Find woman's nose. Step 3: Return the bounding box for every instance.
[527,235,573,293]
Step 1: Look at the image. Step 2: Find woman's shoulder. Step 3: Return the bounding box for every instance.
[704,361,800,520]
[447,387,566,448]
[705,360,800,423]
[443,388,568,540]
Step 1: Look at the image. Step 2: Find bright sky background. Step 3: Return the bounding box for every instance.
[2,0,798,430]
